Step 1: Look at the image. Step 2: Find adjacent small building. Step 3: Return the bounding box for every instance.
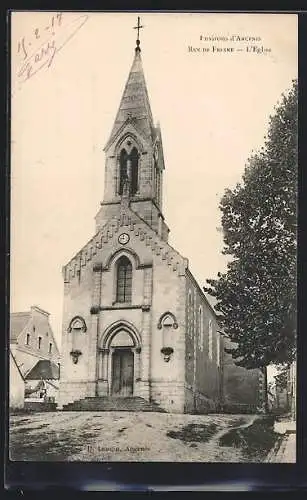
[9,305,60,407]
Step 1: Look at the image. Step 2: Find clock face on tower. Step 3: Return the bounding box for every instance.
[118,233,130,245]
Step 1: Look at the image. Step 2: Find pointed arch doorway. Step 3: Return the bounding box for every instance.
[97,323,141,397]
[111,331,134,396]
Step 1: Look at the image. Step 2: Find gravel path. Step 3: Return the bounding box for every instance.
[9,411,258,462]
[205,414,258,462]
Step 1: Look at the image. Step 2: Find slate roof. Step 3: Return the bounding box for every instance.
[206,293,218,311]
[9,349,25,380]
[25,360,60,380]
[10,312,31,343]
[107,47,155,147]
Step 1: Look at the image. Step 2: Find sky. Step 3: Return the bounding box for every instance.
[10,11,298,367]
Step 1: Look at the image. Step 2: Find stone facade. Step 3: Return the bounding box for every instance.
[59,40,260,413]
[222,337,262,413]
[184,271,222,413]
[59,204,190,412]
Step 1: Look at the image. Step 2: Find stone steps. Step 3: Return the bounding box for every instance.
[62,396,166,412]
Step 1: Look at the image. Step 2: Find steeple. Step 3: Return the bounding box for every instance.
[106,20,154,148]
[97,18,169,242]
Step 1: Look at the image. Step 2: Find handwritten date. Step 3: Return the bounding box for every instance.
[16,12,88,84]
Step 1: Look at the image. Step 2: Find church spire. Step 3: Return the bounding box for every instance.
[97,18,169,239]
[105,17,154,149]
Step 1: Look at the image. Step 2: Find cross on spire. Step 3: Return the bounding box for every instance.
[133,16,144,52]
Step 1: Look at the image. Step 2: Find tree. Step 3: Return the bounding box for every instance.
[274,368,289,391]
[205,80,297,385]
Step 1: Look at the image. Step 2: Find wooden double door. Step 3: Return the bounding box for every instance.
[111,348,134,396]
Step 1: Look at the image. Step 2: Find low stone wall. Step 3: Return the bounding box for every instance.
[23,401,57,412]
[220,401,259,414]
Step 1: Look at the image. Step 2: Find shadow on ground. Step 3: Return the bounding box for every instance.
[9,426,85,461]
[218,415,283,461]
[166,423,218,443]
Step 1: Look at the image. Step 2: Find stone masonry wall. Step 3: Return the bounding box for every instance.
[184,272,222,413]
[221,336,261,412]
[103,122,155,204]
[59,204,188,410]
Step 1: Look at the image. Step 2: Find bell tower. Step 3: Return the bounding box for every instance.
[95,17,169,241]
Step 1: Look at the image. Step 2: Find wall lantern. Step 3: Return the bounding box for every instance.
[70,349,82,364]
[160,346,174,362]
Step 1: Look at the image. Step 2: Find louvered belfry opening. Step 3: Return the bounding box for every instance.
[130,147,138,195]
[119,149,128,195]
[119,147,139,196]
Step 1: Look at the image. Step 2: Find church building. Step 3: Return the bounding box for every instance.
[59,21,261,413]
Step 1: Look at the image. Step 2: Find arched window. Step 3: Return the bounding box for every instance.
[67,316,87,354]
[130,147,139,195]
[119,149,128,195]
[198,306,204,351]
[155,165,160,204]
[116,256,132,303]
[216,332,220,367]
[68,317,87,332]
[68,316,87,352]
[188,290,193,337]
[158,312,178,348]
[208,319,213,360]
